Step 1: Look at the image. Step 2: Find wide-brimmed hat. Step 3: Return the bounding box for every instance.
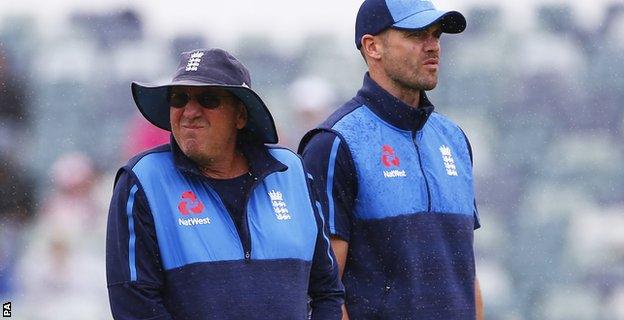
[131,48,278,143]
[355,0,466,49]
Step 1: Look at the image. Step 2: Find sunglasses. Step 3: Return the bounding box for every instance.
[168,91,237,109]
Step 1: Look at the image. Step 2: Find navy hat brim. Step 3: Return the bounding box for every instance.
[392,10,466,34]
[131,80,278,144]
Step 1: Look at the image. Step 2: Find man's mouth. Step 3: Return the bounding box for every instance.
[423,58,439,66]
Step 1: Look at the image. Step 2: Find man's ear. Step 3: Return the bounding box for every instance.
[361,34,383,62]
[236,102,248,129]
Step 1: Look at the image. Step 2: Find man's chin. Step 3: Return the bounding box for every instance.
[419,77,438,91]
[423,82,438,91]
[180,143,202,158]
[181,144,219,165]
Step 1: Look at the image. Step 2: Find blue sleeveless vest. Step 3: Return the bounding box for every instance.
[334,107,475,219]
[130,147,319,318]
[132,147,317,268]
[330,105,477,319]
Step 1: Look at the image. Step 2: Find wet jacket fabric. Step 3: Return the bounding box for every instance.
[106,139,343,320]
[299,73,480,319]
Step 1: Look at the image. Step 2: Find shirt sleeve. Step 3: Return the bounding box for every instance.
[305,169,346,320]
[301,130,357,241]
[106,169,173,319]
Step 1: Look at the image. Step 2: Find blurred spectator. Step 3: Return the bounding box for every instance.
[170,34,208,60]
[70,9,143,49]
[0,153,35,296]
[122,112,170,160]
[284,75,336,149]
[0,46,30,156]
[14,152,108,318]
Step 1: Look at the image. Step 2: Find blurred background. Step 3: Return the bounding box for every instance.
[0,0,623,319]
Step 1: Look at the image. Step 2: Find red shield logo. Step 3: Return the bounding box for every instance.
[381,145,400,167]
[178,191,204,215]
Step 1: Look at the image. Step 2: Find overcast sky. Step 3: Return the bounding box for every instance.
[0,0,615,48]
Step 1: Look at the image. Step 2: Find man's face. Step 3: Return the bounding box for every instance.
[378,24,442,91]
[169,86,247,165]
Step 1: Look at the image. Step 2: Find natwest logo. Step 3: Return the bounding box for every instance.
[381,144,400,167]
[178,191,204,215]
[381,144,407,178]
[177,191,210,227]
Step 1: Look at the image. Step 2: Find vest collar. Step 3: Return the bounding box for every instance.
[355,73,434,131]
[171,135,287,178]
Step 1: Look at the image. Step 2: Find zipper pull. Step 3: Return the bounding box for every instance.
[245,251,251,260]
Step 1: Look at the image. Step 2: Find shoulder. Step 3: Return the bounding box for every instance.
[267,145,300,161]
[298,97,364,154]
[426,112,468,138]
[125,144,172,170]
[428,112,461,129]
[318,97,365,129]
[267,145,306,170]
[113,144,172,186]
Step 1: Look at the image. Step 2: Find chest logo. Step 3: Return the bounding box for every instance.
[381,144,400,167]
[439,145,458,176]
[268,190,291,220]
[178,191,205,215]
[178,191,210,226]
[381,144,407,178]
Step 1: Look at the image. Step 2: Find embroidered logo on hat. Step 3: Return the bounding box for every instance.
[185,51,204,71]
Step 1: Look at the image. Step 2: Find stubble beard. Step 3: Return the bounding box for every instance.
[174,133,215,166]
[392,66,438,92]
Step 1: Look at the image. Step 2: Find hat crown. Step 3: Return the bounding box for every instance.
[385,0,436,21]
[172,48,252,87]
[354,0,465,49]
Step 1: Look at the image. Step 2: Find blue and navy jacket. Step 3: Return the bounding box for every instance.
[106,139,344,320]
[299,74,480,319]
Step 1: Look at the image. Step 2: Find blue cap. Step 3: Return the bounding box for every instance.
[131,48,278,144]
[355,0,466,49]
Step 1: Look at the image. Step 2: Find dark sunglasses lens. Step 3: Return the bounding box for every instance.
[197,94,221,109]
[169,93,189,108]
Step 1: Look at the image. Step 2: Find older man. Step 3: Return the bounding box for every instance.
[106,48,343,319]
[299,0,483,319]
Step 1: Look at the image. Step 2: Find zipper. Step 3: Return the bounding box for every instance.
[203,186,248,259]
[203,172,258,262]
[240,170,273,262]
[240,173,259,262]
[200,166,277,262]
[412,131,432,212]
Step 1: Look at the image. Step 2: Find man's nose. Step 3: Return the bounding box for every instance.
[424,35,440,52]
[182,98,203,117]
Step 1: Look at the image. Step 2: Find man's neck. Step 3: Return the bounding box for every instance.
[369,70,421,108]
[197,150,249,179]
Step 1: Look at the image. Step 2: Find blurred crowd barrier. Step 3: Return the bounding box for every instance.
[0,3,623,319]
